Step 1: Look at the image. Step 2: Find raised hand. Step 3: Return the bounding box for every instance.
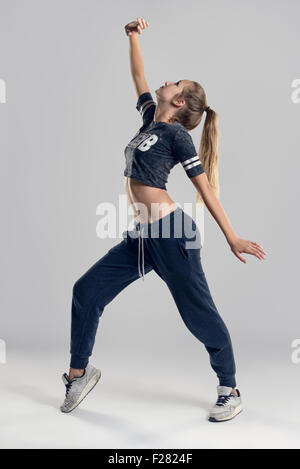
[124,18,150,37]
[229,237,267,263]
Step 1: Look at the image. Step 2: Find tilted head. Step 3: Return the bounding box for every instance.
[155,79,211,131]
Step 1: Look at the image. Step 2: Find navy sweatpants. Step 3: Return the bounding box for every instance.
[70,207,237,387]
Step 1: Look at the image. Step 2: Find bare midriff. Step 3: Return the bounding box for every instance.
[124,177,179,224]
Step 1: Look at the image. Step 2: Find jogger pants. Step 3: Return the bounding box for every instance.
[70,207,237,387]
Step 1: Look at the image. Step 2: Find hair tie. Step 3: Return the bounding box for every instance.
[205,106,210,113]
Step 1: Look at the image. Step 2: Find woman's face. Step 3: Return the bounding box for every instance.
[155,80,189,103]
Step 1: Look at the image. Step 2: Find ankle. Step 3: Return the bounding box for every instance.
[231,387,238,396]
[69,368,85,380]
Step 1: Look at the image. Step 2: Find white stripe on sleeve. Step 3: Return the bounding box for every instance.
[140,100,156,116]
[181,155,199,166]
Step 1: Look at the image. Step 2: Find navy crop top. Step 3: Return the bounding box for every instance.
[124,91,205,190]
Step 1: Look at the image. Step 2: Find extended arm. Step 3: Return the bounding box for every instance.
[190,173,267,263]
[125,18,151,98]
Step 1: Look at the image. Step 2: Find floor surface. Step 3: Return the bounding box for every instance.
[1,345,299,449]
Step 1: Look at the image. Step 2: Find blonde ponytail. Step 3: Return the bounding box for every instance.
[195,108,220,205]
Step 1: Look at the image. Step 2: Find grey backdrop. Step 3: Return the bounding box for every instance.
[1,0,299,390]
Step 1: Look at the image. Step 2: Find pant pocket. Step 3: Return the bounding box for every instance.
[176,236,190,261]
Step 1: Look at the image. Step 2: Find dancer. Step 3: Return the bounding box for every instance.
[60,18,266,422]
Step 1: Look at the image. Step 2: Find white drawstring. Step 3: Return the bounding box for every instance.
[137,224,145,281]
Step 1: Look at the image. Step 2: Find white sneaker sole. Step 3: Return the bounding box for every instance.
[61,369,101,413]
[208,404,243,422]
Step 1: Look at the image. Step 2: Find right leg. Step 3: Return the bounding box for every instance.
[70,235,153,370]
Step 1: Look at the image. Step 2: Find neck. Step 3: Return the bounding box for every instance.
[154,105,174,124]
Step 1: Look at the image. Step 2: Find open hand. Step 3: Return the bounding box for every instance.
[124,18,150,37]
[229,237,267,263]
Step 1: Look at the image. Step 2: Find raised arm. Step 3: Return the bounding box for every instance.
[124,18,151,98]
[190,173,267,263]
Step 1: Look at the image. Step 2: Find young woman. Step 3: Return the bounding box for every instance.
[60,18,266,422]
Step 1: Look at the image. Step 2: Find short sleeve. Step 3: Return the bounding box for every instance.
[172,127,205,178]
[136,92,156,127]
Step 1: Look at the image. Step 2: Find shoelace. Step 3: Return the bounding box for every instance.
[216,394,233,406]
[64,373,73,397]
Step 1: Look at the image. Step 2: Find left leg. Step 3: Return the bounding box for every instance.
[141,207,240,421]
[163,247,243,421]
[145,209,237,388]
[165,253,237,388]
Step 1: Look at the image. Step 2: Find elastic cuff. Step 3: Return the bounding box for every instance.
[219,375,236,388]
[70,354,89,369]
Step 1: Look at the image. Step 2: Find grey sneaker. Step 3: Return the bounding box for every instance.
[60,364,101,413]
[208,385,243,422]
